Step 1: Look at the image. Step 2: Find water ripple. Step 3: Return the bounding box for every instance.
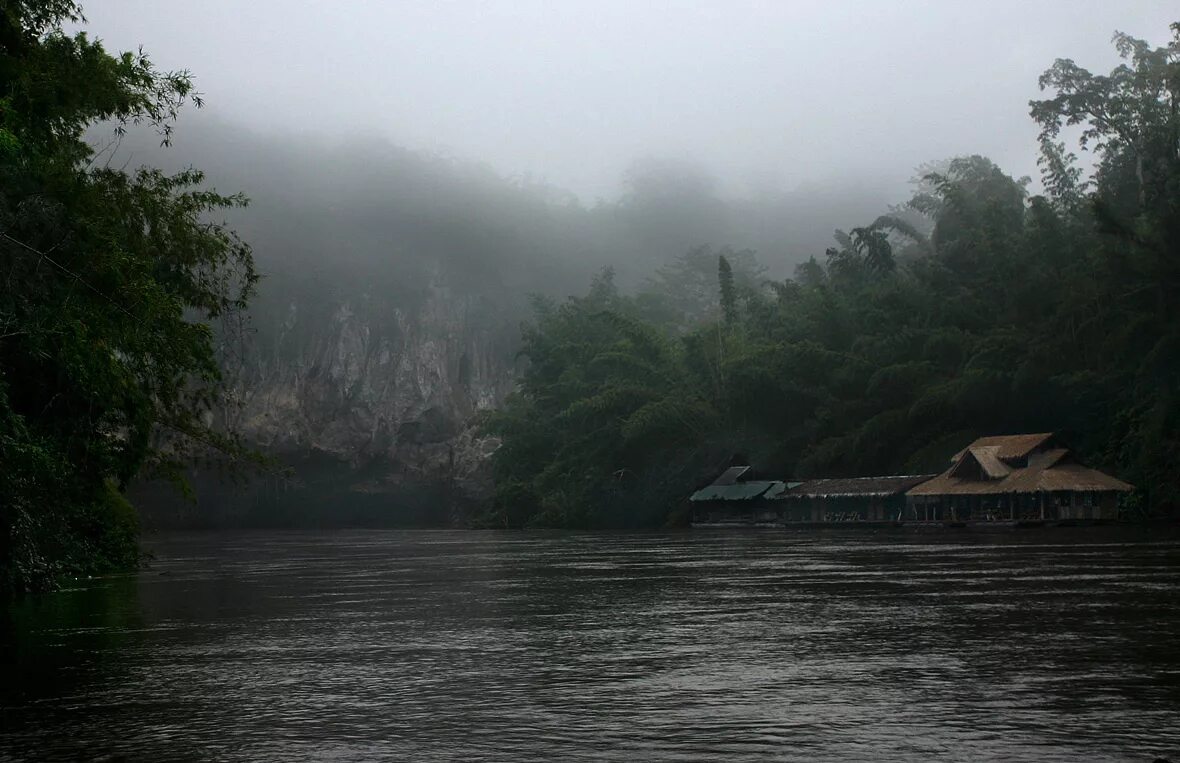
[2,527,1179,762]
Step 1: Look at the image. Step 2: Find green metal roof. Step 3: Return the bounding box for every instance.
[690,480,796,502]
[763,481,803,499]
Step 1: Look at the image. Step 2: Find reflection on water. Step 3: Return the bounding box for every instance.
[2,527,1179,761]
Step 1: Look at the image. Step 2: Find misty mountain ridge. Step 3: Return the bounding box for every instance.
[100,114,898,284]
[99,113,907,525]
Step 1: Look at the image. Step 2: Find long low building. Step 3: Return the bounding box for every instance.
[689,432,1134,527]
[690,469,931,526]
[779,475,936,523]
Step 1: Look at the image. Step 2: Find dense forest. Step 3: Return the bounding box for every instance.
[1,0,1178,593]
[483,24,1180,528]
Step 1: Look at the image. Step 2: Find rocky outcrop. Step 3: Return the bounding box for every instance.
[257,268,516,501]
[142,267,522,528]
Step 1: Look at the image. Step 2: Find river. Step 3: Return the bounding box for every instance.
[2,527,1178,761]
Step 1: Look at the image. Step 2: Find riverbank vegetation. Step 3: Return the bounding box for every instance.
[0,1,258,593]
[483,23,1180,528]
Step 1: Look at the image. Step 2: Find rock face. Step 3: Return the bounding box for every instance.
[160,268,523,527]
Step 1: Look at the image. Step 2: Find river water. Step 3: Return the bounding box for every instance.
[2,528,1179,761]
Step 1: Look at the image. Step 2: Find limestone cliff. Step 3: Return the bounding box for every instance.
[142,267,522,528]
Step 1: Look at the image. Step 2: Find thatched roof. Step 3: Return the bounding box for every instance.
[964,446,1011,478]
[779,474,935,499]
[763,481,794,500]
[951,432,1054,462]
[910,435,1132,496]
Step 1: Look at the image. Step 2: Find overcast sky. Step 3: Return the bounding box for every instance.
[81,1,1176,202]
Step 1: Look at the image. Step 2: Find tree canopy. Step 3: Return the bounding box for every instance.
[483,22,1180,527]
[0,1,257,593]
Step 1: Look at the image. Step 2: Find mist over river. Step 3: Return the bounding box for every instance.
[2,528,1179,761]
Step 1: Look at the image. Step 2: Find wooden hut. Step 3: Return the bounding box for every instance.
[689,464,802,525]
[905,433,1133,524]
[689,466,795,526]
[773,475,935,523]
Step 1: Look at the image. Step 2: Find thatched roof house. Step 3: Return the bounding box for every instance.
[774,474,934,522]
[906,433,1132,522]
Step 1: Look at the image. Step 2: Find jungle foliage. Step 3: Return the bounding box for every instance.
[0,1,258,593]
[483,23,1180,527]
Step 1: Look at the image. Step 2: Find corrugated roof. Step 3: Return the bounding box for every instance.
[711,466,751,486]
[762,481,802,500]
[777,474,935,499]
[689,480,782,502]
[952,433,1054,462]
